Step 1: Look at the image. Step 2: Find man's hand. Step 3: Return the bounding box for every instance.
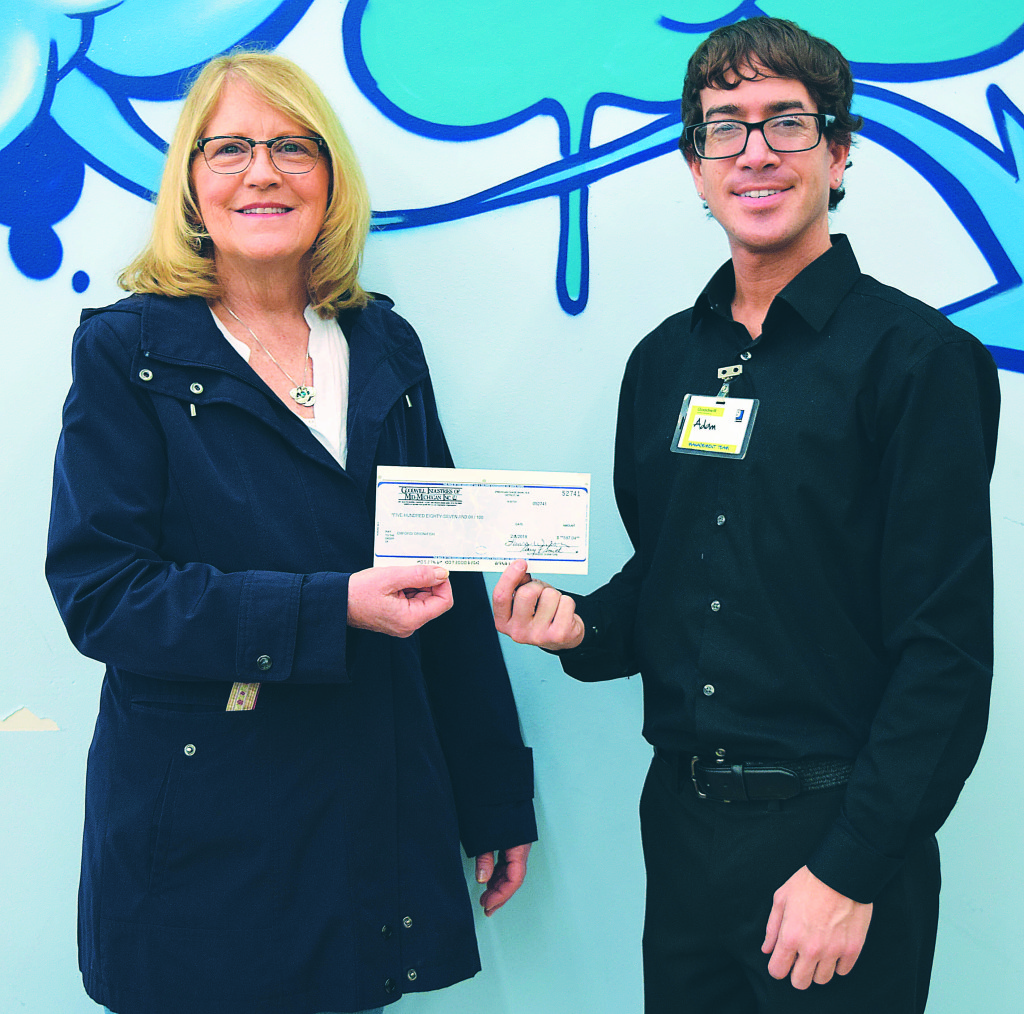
[347,566,453,637]
[762,865,873,989]
[492,560,585,651]
[475,843,532,916]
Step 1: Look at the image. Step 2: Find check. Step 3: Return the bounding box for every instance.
[374,466,590,573]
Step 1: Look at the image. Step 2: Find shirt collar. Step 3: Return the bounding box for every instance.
[776,234,862,332]
[690,234,862,335]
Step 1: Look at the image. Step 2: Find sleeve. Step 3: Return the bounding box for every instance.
[806,335,1000,902]
[411,374,537,857]
[557,349,646,682]
[45,314,353,685]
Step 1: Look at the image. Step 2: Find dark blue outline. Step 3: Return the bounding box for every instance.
[661,7,1024,83]
[370,111,681,230]
[69,0,317,102]
[989,346,1024,372]
[345,0,686,313]
[0,0,317,276]
[850,23,1024,82]
[343,0,579,155]
[659,2,765,34]
[557,184,589,315]
[855,82,1022,315]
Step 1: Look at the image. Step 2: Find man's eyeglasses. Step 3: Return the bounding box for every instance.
[195,135,327,174]
[686,113,835,160]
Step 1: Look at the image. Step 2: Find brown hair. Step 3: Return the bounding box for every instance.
[680,17,861,209]
[119,51,371,316]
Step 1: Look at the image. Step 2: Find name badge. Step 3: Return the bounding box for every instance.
[671,395,759,459]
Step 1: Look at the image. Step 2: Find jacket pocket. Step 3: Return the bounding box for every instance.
[129,709,270,927]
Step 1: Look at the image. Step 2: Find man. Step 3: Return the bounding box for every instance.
[493,17,999,1014]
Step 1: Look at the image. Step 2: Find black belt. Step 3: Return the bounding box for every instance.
[655,748,853,802]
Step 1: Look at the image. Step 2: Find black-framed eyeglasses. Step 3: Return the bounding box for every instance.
[686,113,835,160]
[195,135,327,174]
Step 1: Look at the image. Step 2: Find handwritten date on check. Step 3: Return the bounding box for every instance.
[374,466,590,574]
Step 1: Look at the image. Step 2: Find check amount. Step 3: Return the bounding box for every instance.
[374,466,590,574]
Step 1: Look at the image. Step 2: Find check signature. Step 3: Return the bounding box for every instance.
[505,539,572,556]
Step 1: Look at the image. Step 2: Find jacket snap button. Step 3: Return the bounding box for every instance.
[384,977,397,994]
[138,369,153,382]
[190,382,204,395]
[402,916,413,929]
[406,969,418,981]
[710,600,721,612]
[256,654,272,671]
[381,924,393,939]
[183,743,196,756]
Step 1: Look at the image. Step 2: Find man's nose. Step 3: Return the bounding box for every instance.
[736,125,780,169]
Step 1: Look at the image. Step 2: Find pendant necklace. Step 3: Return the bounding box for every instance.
[221,301,316,407]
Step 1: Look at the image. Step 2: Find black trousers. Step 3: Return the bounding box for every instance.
[640,754,940,1014]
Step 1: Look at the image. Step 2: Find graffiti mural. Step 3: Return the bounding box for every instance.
[2,1,1022,370]
[344,0,1024,370]
[0,0,314,286]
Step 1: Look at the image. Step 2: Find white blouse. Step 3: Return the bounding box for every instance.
[209,305,350,468]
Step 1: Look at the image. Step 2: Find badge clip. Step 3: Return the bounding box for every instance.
[716,364,742,397]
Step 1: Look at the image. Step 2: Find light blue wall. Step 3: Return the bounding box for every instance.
[2,3,1022,1012]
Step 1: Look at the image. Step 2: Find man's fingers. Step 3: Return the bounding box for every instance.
[492,560,530,625]
[813,960,837,985]
[766,941,798,982]
[762,898,783,955]
[531,585,565,626]
[835,950,860,977]
[475,851,495,885]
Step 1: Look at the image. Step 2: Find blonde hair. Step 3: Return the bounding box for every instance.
[119,51,371,316]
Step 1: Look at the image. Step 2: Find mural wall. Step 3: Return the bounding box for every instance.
[2,3,1022,1012]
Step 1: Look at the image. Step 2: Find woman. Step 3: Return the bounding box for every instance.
[46,52,535,1014]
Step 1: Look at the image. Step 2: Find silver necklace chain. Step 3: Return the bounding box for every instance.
[220,301,316,407]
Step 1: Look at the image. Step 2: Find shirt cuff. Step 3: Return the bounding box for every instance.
[806,813,905,903]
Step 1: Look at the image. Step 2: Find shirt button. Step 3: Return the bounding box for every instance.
[710,600,721,612]
[256,654,272,671]
[716,514,726,526]
[381,924,393,939]
[402,916,413,929]
[406,969,418,982]
[183,743,196,756]
[740,350,752,361]
[384,978,397,995]
[703,684,715,697]
[190,382,204,395]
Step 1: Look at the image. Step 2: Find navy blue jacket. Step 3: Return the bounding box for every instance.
[46,293,536,1014]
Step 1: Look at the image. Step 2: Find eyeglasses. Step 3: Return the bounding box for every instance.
[195,135,327,174]
[686,113,835,160]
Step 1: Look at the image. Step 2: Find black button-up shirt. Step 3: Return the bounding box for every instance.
[562,236,999,901]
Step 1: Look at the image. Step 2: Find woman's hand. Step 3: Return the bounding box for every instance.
[347,566,453,637]
[475,843,532,916]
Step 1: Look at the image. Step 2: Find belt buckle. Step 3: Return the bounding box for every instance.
[690,755,707,799]
[691,759,751,802]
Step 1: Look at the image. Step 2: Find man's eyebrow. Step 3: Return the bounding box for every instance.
[703,99,813,119]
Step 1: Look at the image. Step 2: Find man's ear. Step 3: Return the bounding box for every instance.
[686,150,706,201]
[828,142,851,191]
